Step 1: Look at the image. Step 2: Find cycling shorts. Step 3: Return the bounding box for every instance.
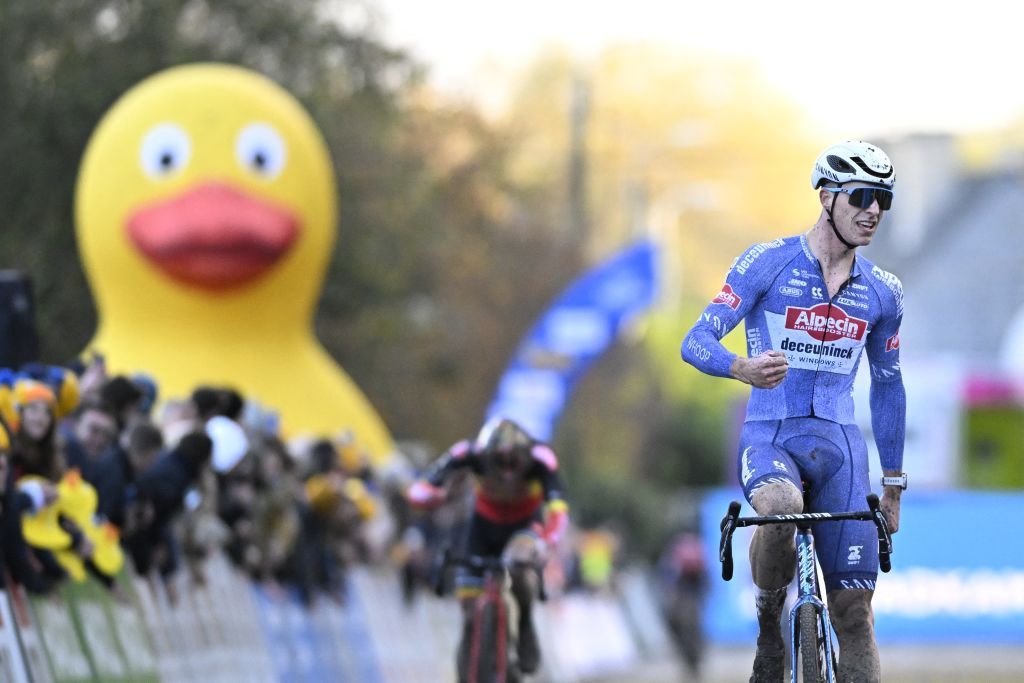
[738,417,878,592]
[454,509,542,592]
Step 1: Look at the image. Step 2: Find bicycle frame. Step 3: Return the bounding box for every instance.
[467,563,513,683]
[434,550,546,683]
[792,519,837,682]
[719,494,893,683]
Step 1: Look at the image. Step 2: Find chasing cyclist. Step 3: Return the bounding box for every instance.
[681,140,906,682]
[407,417,569,679]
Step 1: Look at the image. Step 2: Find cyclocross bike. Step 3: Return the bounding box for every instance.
[719,492,893,683]
[435,549,546,683]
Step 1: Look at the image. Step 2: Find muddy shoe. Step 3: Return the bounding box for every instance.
[750,586,787,682]
[517,619,541,674]
[749,636,786,683]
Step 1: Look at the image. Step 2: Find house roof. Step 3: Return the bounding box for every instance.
[863,170,1024,370]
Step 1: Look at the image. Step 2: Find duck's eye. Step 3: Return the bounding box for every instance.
[236,123,286,179]
[140,123,191,179]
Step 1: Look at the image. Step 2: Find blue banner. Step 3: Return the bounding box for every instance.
[700,488,1024,644]
[487,240,659,441]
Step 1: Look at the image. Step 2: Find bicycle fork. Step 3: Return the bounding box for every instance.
[790,527,837,683]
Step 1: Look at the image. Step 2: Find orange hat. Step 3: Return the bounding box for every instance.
[14,379,56,409]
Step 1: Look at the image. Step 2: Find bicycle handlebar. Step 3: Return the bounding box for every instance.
[433,549,548,601]
[719,494,893,581]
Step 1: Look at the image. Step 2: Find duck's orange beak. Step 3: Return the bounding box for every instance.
[126,182,299,291]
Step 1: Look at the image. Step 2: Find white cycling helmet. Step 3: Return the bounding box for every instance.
[811,140,894,189]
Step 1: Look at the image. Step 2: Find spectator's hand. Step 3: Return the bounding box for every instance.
[731,350,788,389]
[406,480,446,510]
[40,482,58,506]
[78,354,108,398]
[76,536,95,560]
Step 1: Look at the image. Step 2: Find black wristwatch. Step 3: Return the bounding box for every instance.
[881,473,907,490]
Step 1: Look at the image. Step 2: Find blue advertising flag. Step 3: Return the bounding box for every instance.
[486,240,659,441]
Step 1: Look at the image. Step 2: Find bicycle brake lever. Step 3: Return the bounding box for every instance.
[720,501,742,581]
[866,494,893,572]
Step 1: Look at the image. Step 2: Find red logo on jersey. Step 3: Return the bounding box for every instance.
[886,332,900,352]
[785,304,867,343]
[712,283,741,310]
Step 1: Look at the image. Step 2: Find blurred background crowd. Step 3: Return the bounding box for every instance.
[0,357,702,620]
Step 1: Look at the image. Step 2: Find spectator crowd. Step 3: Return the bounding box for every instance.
[0,353,705,681]
[0,354,389,608]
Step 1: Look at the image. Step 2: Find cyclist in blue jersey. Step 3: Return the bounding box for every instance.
[681,140,906,683]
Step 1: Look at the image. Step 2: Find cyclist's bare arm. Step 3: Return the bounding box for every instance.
[879,472,902,533]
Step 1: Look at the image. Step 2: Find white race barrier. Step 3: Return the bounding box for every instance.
[1,552,676,683]
[0,591,31,683]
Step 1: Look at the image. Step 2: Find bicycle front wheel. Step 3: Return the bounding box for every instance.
[797,603,826,683]
[464,599,521,683]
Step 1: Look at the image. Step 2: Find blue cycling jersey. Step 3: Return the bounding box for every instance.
[681,233,906,471]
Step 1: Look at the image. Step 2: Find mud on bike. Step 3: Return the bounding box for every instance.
[434,549,546,683]
[719,492,893,683]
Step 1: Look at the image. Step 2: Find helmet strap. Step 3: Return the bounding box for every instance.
[825,192,858,251]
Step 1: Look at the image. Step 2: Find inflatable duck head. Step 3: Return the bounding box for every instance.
[74,63,394,460]
[76,63,334,340]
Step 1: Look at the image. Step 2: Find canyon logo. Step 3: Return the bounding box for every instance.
[785,304,867,342]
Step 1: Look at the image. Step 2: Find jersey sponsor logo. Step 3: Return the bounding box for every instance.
[747,328,764,357]
[701,311,727,334]
[766,305,867,375]
[780,337,855,359]
[711,283,741,309]
[741,447,755,485]
[836,296,869,310]
[788,278,807,287]
[734,239,785,275]
[785,304,867,342]
[872,363,901,380]
[871,265,904,316]
[886,332,900,352]
[811,286,824,299]
[685,336,712,362]
[779,286,802,297]
[848,545,863,564]
[792,268,821,281]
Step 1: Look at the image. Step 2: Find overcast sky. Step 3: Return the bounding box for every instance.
[372,0,1024,139]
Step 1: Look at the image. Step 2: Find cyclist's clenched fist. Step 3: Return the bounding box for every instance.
[731,350,789,389]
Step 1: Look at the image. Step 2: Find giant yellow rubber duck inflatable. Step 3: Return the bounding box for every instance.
[74,63,394,461]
